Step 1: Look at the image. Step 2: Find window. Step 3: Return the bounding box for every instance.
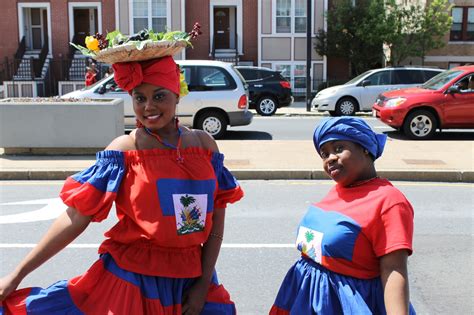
[294,65,306,88]
[237,68,259,81]
[132,0,167,33]
[191,66,236,91]
[423,70,443,82]
[393,70,425,85]
[276,0,291,33]
[276,0,307,33]
[454,74,474,92]
[450,7,474,41]
[365,71,391,86]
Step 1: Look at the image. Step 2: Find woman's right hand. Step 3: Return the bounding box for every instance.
[0,272,22,301]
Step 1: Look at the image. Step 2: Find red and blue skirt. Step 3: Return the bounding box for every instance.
[1,254,236,314]
[269,257,416,315]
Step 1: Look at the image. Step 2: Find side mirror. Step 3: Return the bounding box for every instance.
[361,80,371,87]
[446,85,460,94]
[97,85,106,94]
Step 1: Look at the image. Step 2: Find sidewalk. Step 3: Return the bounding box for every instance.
[1,138,473,182]
[0,102,473,182]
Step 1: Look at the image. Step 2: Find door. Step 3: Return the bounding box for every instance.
[25,8,44,50]
[442,74,474,127]
[214,8,229,49]
[359,70,392,111]
[73,8,96,46]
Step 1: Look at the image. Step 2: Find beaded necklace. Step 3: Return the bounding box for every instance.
[143,118,184,163]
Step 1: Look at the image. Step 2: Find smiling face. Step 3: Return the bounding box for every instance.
[319,140,376,187]
[132,83,179,131]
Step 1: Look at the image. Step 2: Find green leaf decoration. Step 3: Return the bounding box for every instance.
[69,42,96,57]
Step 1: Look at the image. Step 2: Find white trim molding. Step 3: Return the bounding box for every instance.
[271,0,315,36]
[209,0,243,55]
[68,2,103,41]
[17,2,53,55]
[128,0,170,35]
[424,56,474,62]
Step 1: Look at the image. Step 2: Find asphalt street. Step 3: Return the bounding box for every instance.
[0,180,472,314]
[225,116,474,141]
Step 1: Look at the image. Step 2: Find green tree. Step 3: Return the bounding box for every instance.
[315,0,386,75]
[384,0,452,65]
[315,0,453,71]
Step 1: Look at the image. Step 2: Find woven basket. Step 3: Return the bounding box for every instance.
[93,40,187,64]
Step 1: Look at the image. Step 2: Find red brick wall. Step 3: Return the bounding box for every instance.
[185,0,211,60]
[0,1,116,60]
[242,0,258,64]
[0,1,20,63]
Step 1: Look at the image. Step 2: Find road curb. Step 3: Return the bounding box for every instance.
[1,169,472,182]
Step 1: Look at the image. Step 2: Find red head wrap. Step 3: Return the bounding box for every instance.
[112,56,180,95]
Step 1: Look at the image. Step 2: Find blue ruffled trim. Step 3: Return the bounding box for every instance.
[25,280,83,314]
[211,152,238,191]
[71,150,125,193]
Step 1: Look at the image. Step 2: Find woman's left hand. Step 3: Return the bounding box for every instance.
[182,279,210,315]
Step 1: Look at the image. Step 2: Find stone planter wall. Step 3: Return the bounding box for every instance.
[0,98,124,154]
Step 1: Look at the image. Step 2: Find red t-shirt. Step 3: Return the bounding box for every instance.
[296,178,414,279]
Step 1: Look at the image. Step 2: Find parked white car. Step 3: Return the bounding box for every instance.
[62,60,253,139]
[311,67,444,116]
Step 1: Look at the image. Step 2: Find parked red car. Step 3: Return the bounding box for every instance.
[372,66,474,139]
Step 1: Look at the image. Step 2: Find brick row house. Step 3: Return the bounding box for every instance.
[423,0,474,69]
[0,0,331,97]
[0,0,471,98]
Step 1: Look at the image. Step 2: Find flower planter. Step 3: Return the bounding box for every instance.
[0,97,124,154]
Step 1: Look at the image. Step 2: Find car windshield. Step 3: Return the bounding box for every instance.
[421,69,463,90]
[344,70,375,85]
[82,75,109,90]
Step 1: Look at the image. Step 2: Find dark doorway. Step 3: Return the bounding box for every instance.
[214,8,230,49]
[73,8,97,45]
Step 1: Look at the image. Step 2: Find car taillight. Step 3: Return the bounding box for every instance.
[280,81,291,89]
[238,94,247,109]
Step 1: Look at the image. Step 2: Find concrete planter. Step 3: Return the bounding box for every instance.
[0,98,124,154]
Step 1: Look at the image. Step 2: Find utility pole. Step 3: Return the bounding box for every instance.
[306,0,312,112]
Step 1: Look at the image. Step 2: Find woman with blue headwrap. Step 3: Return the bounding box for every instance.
[270,117,416,315]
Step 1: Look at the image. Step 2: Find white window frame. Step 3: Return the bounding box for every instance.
[273,61,325,92]
[272,0,311,35]
[209,0,243,55]
[128,0,171,34]
[68,2,102,42]
[18,2,53,55]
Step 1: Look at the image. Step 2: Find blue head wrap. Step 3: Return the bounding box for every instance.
[313,117,387,160]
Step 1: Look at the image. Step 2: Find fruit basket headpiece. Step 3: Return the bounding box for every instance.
[71,23,202,64]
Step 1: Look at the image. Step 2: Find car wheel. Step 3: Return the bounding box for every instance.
[402,110,437,140]
[256,97,278,116]
[335,97,358,116]
[196,111,228,139]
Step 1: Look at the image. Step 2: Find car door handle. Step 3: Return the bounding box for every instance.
[254,84,263,88]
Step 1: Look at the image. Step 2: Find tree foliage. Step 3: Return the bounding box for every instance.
[315,0,453,73]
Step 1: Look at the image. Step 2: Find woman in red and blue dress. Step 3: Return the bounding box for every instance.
[270,117,416,315]
[0,56,243,315]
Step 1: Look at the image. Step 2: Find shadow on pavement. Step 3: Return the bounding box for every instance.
[222,130,273,140]
[385,130,474,141]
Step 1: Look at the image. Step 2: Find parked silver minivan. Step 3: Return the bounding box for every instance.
[62,60,253,139]
[311,67,444,116]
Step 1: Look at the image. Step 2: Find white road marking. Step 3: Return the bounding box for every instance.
[0,243,296,249]
[0,198,67,224]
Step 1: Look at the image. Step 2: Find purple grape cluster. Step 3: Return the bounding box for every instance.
[93,33,109,50]
[188,22,202,40]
